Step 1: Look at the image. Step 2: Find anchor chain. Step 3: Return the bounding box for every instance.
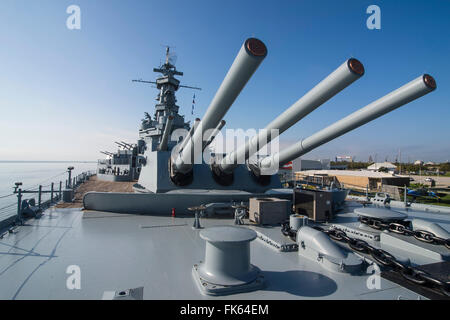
[312,226,450,298]
[359,217,450,249]
[281,222,297,242]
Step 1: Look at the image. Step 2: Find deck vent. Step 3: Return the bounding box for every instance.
[192,226,265,295]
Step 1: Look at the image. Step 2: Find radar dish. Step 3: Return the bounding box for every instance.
[169,52,178,65]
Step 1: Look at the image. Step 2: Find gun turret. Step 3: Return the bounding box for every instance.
[258,74,437,173]
[170,38,267,185]
[216,58,365,177]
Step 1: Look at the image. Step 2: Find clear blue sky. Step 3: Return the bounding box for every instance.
[0,0,449,162]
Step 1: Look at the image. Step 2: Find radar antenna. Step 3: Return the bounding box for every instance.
[132,79,201,91]
[132,45,201,90]
[164,46,178,66]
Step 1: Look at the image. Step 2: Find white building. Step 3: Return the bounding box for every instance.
[414,160,424,166]
[367,162,397,173]
[335,155,353,162]
[295,169,410,191]
[279,158,331,181]
[295,159,331,171]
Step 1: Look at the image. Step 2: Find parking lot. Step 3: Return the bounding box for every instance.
[410,175,450,188]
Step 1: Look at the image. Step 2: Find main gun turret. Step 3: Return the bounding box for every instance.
[135,38,436,193]
[170,38,268,185]
[212,58,365,184]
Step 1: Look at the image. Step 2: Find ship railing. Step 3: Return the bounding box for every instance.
[294,175,341,189]
[0,170,96,231]
[98,158,130,166]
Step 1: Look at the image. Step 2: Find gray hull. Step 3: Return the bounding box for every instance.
[83,189,293,215]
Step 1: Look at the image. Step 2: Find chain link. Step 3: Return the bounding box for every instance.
[413,230,435,243]
[312,226,450,298]
[360,217,450,250]
[281,222,297,242]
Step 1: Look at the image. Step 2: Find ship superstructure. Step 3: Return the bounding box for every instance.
[135,47,196,152]
[96,47,197,182]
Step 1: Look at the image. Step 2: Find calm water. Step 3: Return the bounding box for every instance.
[0,161,96,221]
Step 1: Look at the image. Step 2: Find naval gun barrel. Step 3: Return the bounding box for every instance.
[158,116,174,151]
[179,118,201,153]
[259,74,437,171]
[101,151,114,156]
[203,120,226,150]
[218,58,365,174]
[121,141,134,148]
[115,141,130,149]
[173,38,267,174]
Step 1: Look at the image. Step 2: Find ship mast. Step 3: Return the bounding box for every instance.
[133,47,201,152]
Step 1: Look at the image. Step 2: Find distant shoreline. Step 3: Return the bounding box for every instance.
[0,161,96,163]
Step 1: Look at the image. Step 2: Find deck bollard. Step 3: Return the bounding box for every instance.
[188,205,206,229]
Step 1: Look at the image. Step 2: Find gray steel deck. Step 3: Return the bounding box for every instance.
[1,201,449,300]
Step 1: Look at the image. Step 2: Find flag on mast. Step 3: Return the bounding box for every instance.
[191,94,196,115]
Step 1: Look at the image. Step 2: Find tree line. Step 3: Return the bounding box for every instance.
[330,161,450,173]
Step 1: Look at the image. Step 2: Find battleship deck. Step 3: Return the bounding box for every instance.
[56,176,135,209]
[1,200,449,300]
